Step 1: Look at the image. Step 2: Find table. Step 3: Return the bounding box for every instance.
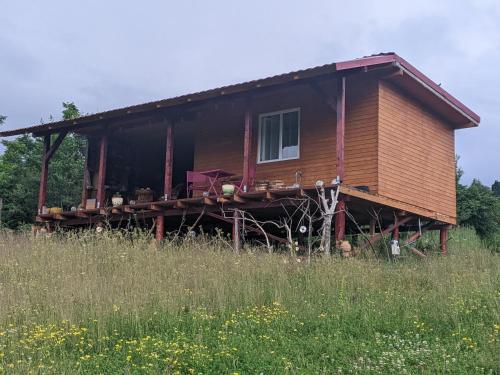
[199,169,235,195]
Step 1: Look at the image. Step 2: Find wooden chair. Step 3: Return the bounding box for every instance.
[186,171,209,197]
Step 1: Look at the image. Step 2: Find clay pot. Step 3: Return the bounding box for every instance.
[338,240,353,258]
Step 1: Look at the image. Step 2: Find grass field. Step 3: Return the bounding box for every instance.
[0,227,499,374]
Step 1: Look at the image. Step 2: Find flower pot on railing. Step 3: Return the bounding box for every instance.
[222,183,236,195]
[112,193,124,207]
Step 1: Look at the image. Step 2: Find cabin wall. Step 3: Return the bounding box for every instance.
[344,76,379,191]
[193,85,339,187]
[193,108,245,175]
[193,77,379,192]
[250,84,336,187]
[377,80,457,220]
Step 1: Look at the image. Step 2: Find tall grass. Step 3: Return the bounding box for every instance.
[0,227,498,373]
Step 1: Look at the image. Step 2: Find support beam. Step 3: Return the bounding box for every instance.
[96,133,108,209]
[81,138,90,208]
[335,201,346,241]
[233,194,247,204]
[155,214,165,242]
[336,76,346,182]
[37,135,51,214]
[45,131,67,161]
[410,247,426,258]
[403,222,436,246]
[232,210,241,253]
[334,76,346,241]
[392,216,400,241]
[206,211,301,249]
[440,226,450,256]
[309,80,337,113]
[37,131,68,214]
[362,215,414,250]
[163,123,174,200]
[242,108,253,192]
[369,218,376,236]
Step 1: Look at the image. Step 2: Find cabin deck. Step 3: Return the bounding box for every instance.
[36,184,454,229]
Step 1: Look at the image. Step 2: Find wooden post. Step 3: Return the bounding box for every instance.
[37,135,50,214]
[81,138,90,208]
[96,133,108,209]
[369,218,376,236]
[440,226,449,256]
[336,76,346,181]
[242,108,253,192]
[163,123,174,200]
[335,201,346,241]
[334,76,346,242]
[37,131,68,214]
[155,214,165,242]
[232,210,241,253]
[392,217,400,241]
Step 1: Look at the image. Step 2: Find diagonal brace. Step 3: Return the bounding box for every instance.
[45,131,68,162]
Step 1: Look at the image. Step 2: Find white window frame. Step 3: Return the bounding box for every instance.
[257,108,300,164]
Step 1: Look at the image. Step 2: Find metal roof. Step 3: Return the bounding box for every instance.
[0,53,480,137]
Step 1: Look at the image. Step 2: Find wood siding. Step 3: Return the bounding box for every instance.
[194,78,379,192]
[377,80,457,221]
[345,76,378,191]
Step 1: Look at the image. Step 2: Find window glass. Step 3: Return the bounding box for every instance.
[259,110,299,162]
[260,114,280,161]
[282,111,299,159]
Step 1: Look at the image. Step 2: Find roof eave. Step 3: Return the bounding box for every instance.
[335,53,481,127]
[1,53,480,136]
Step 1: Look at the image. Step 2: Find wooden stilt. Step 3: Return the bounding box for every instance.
[392,217,400,241]
[440,226,449,256]
[335,201,346,241]
[232,210,241,253]
[369,218,376,236]
[96,133,108,209]
[155,214,165,242]
[37,131,68,214]
[163,123,174,199]
[38,135,50,214]
[242,108,253,192]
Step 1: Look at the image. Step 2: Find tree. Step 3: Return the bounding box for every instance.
[492,180,500,197]
[0,115,6,125]
[456,158,500,241]
[457,178,500,239]
[0,104,85,228]
[0,134,41,226]
[62,102,80,120]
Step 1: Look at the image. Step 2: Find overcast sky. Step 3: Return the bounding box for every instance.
[1,0,498,185]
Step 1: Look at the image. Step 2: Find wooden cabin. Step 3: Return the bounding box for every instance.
[1,53,480,254]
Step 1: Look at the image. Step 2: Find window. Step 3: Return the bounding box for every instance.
[258,108,300,163]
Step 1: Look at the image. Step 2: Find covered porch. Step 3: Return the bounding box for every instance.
[35,72,352,243]
[31,58,453,254]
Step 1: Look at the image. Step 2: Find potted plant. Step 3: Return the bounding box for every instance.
[222,182,236,195]
[112,192,124,207]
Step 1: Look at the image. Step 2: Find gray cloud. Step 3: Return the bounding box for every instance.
[0,0,498,184]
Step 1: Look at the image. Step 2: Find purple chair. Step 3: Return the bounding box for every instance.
[186,171,209,197]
